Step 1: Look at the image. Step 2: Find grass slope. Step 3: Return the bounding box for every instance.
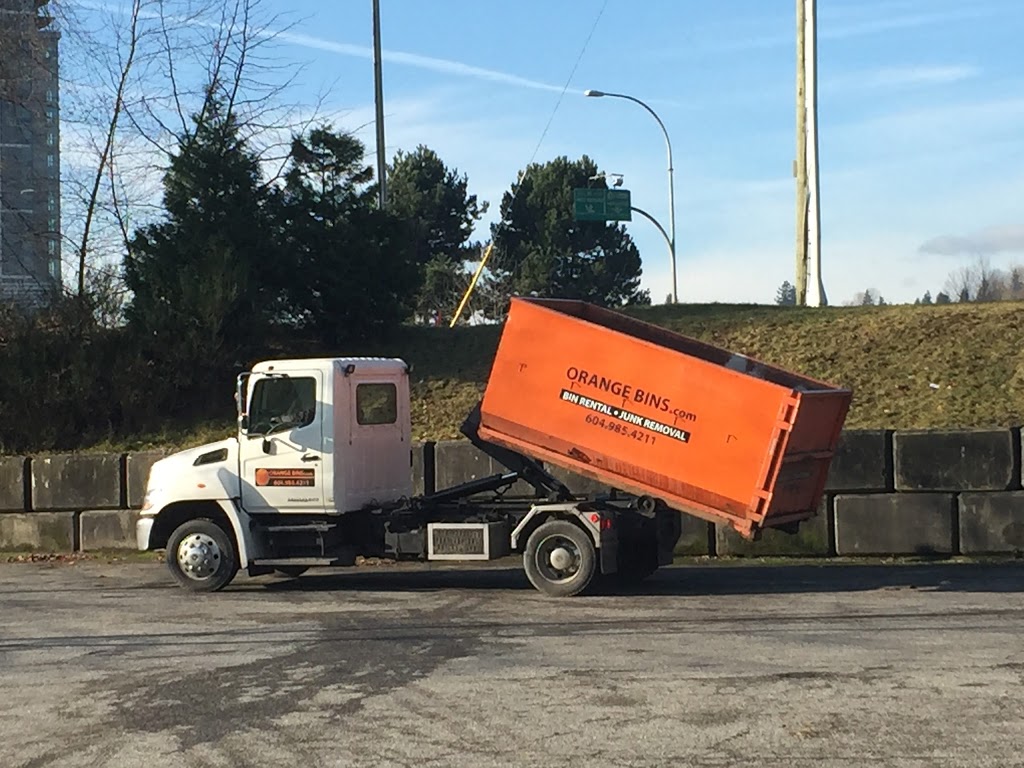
[394,301,1024,442]
[90,301,1024,453]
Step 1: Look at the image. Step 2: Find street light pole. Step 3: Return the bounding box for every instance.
[629,206,671,258]
[585,89,677,303]
[372,0,387,210]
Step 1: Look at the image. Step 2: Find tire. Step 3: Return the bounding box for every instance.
[275,566,309,578]
[523,520,597,597]
[166,519,239,592]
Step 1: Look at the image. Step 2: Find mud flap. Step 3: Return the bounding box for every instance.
[656,508,682,566]
[600,527,619,574]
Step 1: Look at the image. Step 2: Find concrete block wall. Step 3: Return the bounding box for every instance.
[0,451,166,552]
[424,430,1024,558]
[2,429,1024,557]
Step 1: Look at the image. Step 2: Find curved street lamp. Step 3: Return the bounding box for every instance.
[585,89,677,303]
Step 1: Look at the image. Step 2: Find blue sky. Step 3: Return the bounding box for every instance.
[73,0,1024,305]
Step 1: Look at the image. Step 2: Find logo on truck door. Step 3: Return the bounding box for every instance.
[255,468,316,487]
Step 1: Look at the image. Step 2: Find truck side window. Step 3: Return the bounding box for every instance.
[248,376,317,433]
[356,383,397,425]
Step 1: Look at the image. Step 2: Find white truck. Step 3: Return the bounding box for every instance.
[137,355,676,597]
[137,299,849,596]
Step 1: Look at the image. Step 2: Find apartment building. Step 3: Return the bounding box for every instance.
[0,0,61,309]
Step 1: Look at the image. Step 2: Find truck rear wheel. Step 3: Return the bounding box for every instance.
[166,519,239,592]
[523,520,596,597]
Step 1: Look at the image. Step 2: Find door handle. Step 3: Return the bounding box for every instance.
[301,454,321,462]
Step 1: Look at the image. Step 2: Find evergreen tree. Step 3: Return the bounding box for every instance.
[124,90,280,359]
[490,155,649,310]
[383,145,487,319]
[775,280,797,306]
[273,126,418,344]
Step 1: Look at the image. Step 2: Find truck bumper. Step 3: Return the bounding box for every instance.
[136,516,155,551]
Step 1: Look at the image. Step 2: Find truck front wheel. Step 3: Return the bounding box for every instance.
[523,520,596,597]
[166,519,239,592]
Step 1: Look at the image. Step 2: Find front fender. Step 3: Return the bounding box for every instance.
[138,498,255,568]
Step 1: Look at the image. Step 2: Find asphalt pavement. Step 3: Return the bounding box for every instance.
[1,559,1023,767]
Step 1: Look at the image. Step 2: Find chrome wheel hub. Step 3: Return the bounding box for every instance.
[549,546,573,571]
[536,535,581,583]
[177,533,221,580]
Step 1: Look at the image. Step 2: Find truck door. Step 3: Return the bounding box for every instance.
[343,374,410,508]
[239,371,327,514]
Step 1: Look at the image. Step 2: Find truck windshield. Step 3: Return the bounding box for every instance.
[248,376,316,434]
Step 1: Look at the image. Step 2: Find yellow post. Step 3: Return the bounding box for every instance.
[449,242,495,328]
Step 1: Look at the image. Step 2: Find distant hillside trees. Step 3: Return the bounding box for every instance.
[916,257,1024,305]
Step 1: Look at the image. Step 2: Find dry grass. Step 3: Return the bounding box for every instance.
[80,301,1024,453]
[390,300,1024,441]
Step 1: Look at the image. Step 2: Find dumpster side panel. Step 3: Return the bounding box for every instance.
[765,391,852,522]
[479,299,799,533]
[787,391,852,455]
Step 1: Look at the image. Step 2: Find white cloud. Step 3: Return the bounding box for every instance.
[824,65,980,92]
[74,0,578,95]
[919,225,1024,256]
[273,30,578,95]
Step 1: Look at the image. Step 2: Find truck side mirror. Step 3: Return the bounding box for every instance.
[262,437,272,454]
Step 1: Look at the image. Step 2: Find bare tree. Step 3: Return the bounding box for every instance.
[1008,265,1024,301]
[943,255,1005,303]
[75,0,146,297]
[49,0,329,313]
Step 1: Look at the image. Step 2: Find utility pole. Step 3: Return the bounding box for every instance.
[372,0,387,210]
[795,0,825,306]
[794,0,808,306]
[803,0,824,306]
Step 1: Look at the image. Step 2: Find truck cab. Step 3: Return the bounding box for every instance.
[237,357,412,516]
[137,358,423,583]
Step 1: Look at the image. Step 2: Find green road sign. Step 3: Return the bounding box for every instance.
[605,189,631,221]
[573,188,632,222]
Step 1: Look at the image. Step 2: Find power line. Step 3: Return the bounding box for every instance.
[523,0,609,171]
[448,0,610,326]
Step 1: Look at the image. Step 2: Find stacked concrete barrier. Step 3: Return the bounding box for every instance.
[0,452,166,552]
[1,430,1023,556]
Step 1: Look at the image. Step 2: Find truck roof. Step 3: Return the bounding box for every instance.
[252,357,408,375]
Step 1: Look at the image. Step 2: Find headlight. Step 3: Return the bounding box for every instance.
[141,489,161,511]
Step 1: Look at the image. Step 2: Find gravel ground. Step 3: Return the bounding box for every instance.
[1,559,1023,767]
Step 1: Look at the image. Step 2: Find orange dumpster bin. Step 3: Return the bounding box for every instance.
[477,298,852,539]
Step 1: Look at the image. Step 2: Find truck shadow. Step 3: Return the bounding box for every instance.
[260,560,1024,596]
